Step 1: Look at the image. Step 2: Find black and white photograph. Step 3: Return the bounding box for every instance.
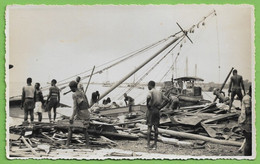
[6,5,255,159]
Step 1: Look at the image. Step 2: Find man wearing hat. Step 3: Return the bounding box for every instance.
[67,80,90,147]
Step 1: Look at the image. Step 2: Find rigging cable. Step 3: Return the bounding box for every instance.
[42,31,182,90]
[117,36,186,100]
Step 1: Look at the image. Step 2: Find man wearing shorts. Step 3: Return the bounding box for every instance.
[46,79,60,123]
[21,78,35,123]
[67,81,90,147]
[34,83,44,122]
[228,69,245,112]
[146,81,169,149]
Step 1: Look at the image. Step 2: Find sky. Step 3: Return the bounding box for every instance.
[7,5,254,86]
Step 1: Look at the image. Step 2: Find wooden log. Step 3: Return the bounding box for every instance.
[88,129,138,140]
[21,136,40,157]
[136,123,242,147]
[100,136,117,146]
[137,132,193,147]
[158,135,194,147]
[113,120,145,126]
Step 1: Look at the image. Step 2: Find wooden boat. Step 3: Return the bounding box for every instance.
[162,76,210,106]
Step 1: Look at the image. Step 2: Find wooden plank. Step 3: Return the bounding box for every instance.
[21,136,40,157]
[171,115,203,126]
[202,113,239,124]
[201,123,217,138]
[10,134,20,141]
[100,136,117,146]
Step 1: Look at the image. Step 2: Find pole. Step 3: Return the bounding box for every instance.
[213,67,234,102]
[84,66,96,95]
[92,35,184,107]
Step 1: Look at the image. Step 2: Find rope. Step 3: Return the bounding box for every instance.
[118,36,186,99]
[215,10,221,83]
[42,32,180,90]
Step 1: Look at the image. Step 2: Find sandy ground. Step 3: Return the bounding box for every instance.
[115,138,242,157]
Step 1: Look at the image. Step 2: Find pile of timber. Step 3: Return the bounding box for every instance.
[9,102,244,157]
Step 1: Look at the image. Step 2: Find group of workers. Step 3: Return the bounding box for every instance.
[21,78,60,123]
[20,69,252,155]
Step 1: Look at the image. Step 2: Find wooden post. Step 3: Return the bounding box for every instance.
[84,66,95,95]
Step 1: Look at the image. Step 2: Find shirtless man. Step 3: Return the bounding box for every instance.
[146,81,169,149]
[228,69,245,112]
[124,93,135,113]
[67,81,90,147]
[46,79,60,122]
[21,78,35,123]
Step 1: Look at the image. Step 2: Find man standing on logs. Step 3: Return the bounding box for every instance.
[146,81,169,149]
[46,79,60,123]
[67,81,90,147]
[228,69,245,112]
[21,77,35,124]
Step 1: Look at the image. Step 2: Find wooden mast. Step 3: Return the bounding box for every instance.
[92,35,184,107]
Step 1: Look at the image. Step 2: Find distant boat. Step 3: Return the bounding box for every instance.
[103,81,113,87]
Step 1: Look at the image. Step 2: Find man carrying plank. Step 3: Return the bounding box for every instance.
[67,80,90,147]
[146,81,169,150]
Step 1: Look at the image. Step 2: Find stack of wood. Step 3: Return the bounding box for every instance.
[9,102,244,157]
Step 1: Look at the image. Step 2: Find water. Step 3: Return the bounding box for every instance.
[9,82,149,106]
[9,81,218,107]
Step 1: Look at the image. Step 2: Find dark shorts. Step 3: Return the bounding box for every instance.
[146,106,160,126]
[231,89,243,101]
[47,99,58,111]
[23,99,35,110]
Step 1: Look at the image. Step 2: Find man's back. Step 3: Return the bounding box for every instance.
[230,75,243,90]
[23,85,35,98]
[148,88,163,107]
[73,90,90,120]
[49,86,59,99]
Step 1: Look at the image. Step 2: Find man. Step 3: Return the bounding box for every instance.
[76,76,84,93]
[238,85,252,156]
[91,91,100,104]
[21,78,35,123]
[124,93,135,113]
[34,83,45,122]
[67,81,90,147]
[46,79,60,123]
[228,69,245,112]
[146,81,169,149]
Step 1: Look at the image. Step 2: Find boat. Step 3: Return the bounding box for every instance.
[102,81,113,87]
[162,76,210,106]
